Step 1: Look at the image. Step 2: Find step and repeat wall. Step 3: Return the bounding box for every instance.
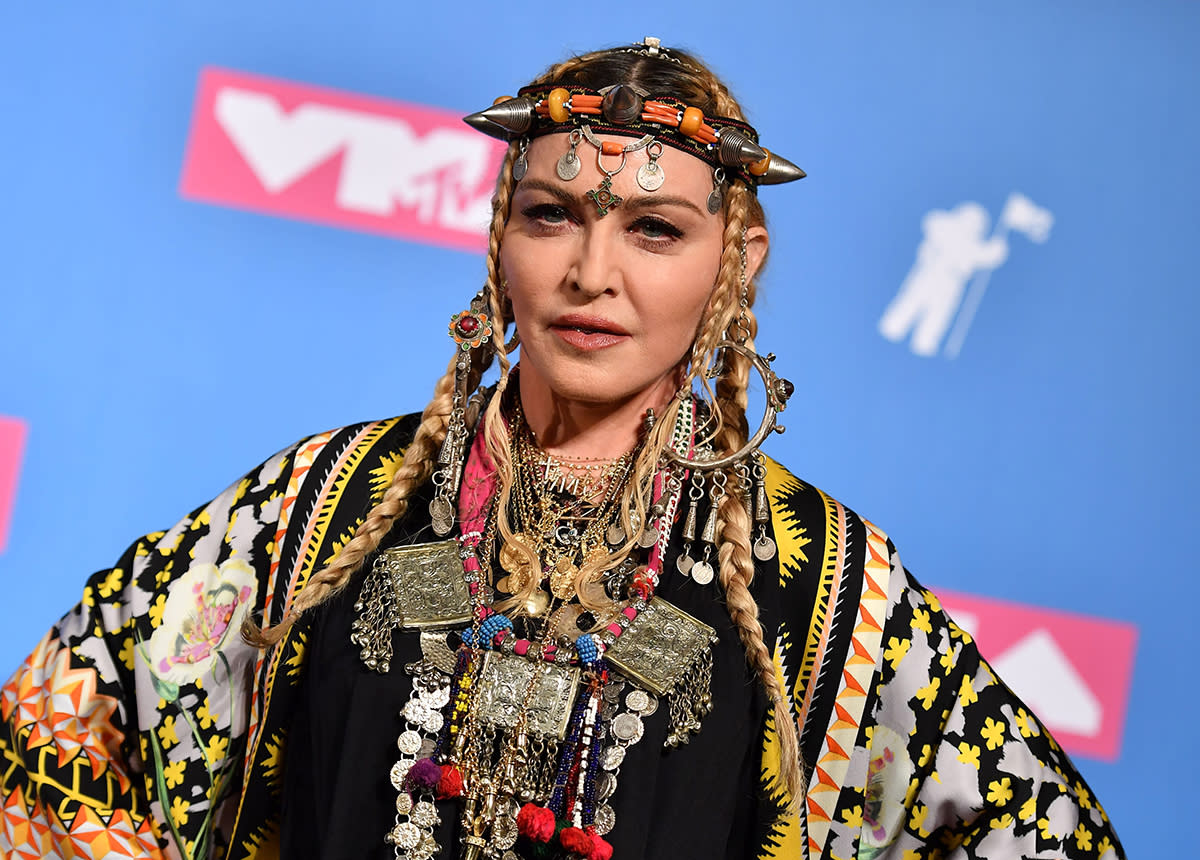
[2,4,1195,855]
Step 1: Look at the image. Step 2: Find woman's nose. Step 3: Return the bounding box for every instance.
[569,229,621,298]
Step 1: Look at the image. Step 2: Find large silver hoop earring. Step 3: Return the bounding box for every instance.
[667,341,793,471]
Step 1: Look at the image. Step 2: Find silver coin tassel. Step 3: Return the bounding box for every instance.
[751,453,777,561]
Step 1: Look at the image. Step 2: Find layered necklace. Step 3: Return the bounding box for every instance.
[352,399,719,860]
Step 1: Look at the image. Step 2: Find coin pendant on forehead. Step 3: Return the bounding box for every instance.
[390,760,412,790]
[395,792,414,815]
[636,161,665,192]
[594,803,617,836]
[690,560,715,585]
[513,153,528,182]
[754,535,778,561]
[626,689,654,714]
[676,553,694,575]
[411,800,440,829]
[611,712,644,743]
[601,744,626,771]
[397,730,422,755]
[556,151,581,181]
[391,822,421,850]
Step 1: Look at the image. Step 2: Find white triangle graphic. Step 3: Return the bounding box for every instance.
[990,628,1102,737]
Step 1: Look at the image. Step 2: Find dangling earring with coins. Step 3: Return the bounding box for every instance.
[433,289,495,536]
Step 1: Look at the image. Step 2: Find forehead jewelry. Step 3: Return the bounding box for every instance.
[576,126,653,216]
[463,42,806,201]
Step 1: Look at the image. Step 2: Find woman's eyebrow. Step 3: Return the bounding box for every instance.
[620,194,706,218]
[517,178,706,219]
[514,178,580,206]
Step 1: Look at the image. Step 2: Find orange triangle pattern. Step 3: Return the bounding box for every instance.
[0,635,128,793]
[0,785,163,860]
[803,521,892,860]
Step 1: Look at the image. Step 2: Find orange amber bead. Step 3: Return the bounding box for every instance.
[492,95,513,105]
[600,141,623,156]
[547,88,571,123]
[679,106,704,137]
[749,149,772,176]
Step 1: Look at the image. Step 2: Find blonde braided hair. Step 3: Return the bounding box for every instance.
[243,143,521,647]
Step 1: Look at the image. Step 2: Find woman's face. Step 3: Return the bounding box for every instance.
[501,134,745,415]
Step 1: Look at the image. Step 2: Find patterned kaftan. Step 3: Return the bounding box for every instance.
[0,415,1124,859]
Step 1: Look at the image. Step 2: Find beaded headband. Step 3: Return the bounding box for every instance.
[463,40,805,216]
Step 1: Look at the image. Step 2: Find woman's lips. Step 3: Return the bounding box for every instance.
[549,315,630,351]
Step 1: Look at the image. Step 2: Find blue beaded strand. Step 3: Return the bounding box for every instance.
[574,633,599,668]
[460,612,512,649]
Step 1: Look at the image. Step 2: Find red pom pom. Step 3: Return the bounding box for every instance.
[588,832,614,860]
[436,764,463,799]
[560,826,593,855]
[517,803,556,843]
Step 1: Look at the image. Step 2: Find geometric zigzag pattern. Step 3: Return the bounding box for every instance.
[802,520,891,859]
[0,785,163,860]
[0,634,126,789]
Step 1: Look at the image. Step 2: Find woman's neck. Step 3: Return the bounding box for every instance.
[516,365,677,460]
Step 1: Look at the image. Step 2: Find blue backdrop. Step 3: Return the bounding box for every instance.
[3,3,1197,855]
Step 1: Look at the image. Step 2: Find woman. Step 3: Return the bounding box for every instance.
[0,39,1121,860]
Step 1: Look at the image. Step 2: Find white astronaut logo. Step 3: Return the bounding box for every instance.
[878,193,1053,358]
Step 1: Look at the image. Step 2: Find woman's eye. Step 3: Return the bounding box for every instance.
[631,217,683,241]
[523,203,572,225]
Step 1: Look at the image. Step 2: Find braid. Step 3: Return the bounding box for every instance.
[244,146,523,649]
[716,492,804,813]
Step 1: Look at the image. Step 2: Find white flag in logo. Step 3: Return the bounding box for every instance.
[878,193,1053,358]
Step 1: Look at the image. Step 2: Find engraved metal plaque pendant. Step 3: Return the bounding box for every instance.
[476,652,581,739]
[604,598,717,696]
[379,540,473,628]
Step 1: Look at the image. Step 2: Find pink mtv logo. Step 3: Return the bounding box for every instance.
[936,588,1137,762]
[0,417,28,555]
[180,67,508,252]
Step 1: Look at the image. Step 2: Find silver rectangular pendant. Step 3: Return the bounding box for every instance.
[476,652,581,740]
[378,540,473,629]
[604,598,717,696]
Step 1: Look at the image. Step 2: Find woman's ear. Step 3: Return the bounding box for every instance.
[743,225,769,283]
